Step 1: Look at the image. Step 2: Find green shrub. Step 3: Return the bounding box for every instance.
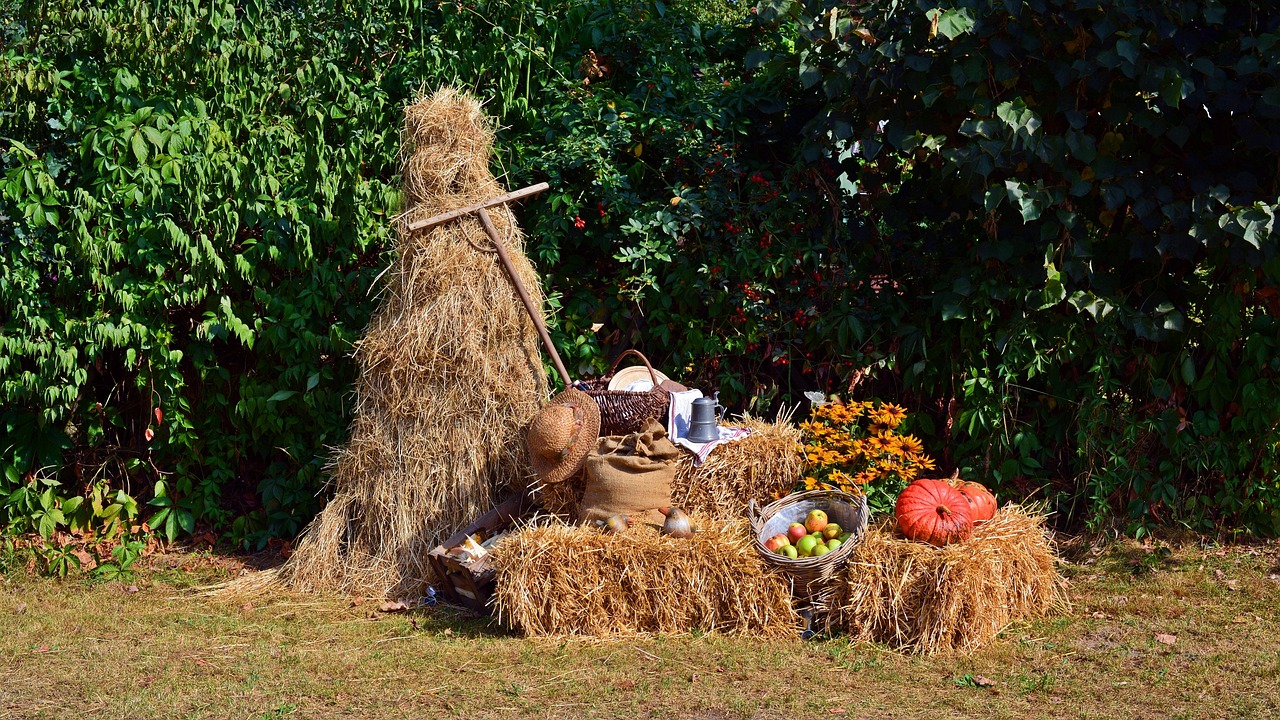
[761,0,1280,533]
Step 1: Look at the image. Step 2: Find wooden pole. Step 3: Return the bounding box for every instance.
[408,182,550,231]
[475,206,573,387]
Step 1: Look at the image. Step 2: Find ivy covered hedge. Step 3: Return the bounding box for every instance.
[2,0,1278,544]
[765,0,1280,534]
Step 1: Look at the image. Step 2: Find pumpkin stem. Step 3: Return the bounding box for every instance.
[936,505,951,516]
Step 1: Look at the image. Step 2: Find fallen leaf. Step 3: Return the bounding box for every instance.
[378,599,413,613]
[194,658,212,667]
[616,680,637,690]
[829,708,846,714]
[1225,580,1239,591]
[124,584,139,594]
[241,602,253,612]
[33,644,49,654]
[1090,611,1110,619]
[690,673,699,683]
[442,628,453,637]
[13,602,26,615]
[1214,569,1226,580]
[1155,633,1177,645]
[973,675,997,688]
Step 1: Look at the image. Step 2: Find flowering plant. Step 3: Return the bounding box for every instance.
[798,400,936,516]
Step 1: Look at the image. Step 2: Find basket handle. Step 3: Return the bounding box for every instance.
[747,498,762,533]
[606,349,660,386]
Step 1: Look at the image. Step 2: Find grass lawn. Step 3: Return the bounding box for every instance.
[2,538,1278,720]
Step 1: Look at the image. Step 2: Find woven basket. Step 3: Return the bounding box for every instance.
[578,350,671,436]
[748,489,869,606]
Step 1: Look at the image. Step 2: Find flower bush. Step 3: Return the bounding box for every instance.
[799,400,936,516]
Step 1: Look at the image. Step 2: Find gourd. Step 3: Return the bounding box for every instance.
[895,479,973,546]
[955,481,997,524]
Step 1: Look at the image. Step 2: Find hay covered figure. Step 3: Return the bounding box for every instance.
[273,88,549,598]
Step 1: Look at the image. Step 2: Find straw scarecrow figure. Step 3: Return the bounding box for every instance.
[269,88,550,599]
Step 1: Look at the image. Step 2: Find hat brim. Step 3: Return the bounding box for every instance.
[529,388,600,485]
[606,365,671,392]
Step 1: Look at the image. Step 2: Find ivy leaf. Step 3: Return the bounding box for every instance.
[131,132,149,164]
[933,8,975,41]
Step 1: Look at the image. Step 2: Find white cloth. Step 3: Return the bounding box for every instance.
[624,380,655,392]
[674,425,752,466]
[667,389,703,440]
[667,389,752,466]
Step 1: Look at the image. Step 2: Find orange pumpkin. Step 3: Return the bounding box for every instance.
[956,481,997,524]
[895,479,973,546]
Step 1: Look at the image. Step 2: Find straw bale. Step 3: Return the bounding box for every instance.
[488,518,801,639]
[260,88,548,599]
[671,414,803,519]
[825,505,1068,654]
[537,414,803,521]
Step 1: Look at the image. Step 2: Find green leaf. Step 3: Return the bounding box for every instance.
[267,390,298,403]
[38,513,56,539]
[798,62,821,89]
[934,8,975,41]
[1180,356,1196,385]
[131,132,149,164]
[142,126,165,149]
[306,373,320,392]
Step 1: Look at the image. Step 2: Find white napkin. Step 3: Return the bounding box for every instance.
[674,426,752,466]
[667,389,703,441]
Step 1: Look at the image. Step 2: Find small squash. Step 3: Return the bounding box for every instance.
[956,480,997,524]
[895,479,973,546]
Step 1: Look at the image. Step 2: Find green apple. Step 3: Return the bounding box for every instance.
[812,542,831,557]
[796,534,820,557]
[826,538,842,551]
[780,544,798,559]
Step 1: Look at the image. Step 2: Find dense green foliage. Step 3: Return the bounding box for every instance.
[763,0,1280,533]
[3,0,1278,544]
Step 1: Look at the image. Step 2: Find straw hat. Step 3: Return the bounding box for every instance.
[607,365,672,391]
[527,389,600,485]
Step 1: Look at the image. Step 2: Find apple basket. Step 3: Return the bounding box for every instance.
[748,489,869,605]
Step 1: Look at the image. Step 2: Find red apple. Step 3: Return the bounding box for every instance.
[787,523,808,543]
[764,534,790,552]
[822,522,842,540]
[805,509,828,534]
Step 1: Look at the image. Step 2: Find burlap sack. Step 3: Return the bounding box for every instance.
[579,419,679,525]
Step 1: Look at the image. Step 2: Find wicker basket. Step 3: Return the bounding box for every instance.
[578,350,672,436]
[748,489,869,606]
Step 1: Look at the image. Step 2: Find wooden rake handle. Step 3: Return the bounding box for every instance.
[410,182,572,387]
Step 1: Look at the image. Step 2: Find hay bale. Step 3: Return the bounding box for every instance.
[537,414,803,521]
[269,88,549,598]
[488,519,801,638]
[825,505,1068,654]
[671,414,803,519]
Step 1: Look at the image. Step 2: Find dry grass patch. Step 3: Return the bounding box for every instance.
[2,539,1278,719]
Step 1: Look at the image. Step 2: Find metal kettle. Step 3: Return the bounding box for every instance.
[686,392,723,443]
